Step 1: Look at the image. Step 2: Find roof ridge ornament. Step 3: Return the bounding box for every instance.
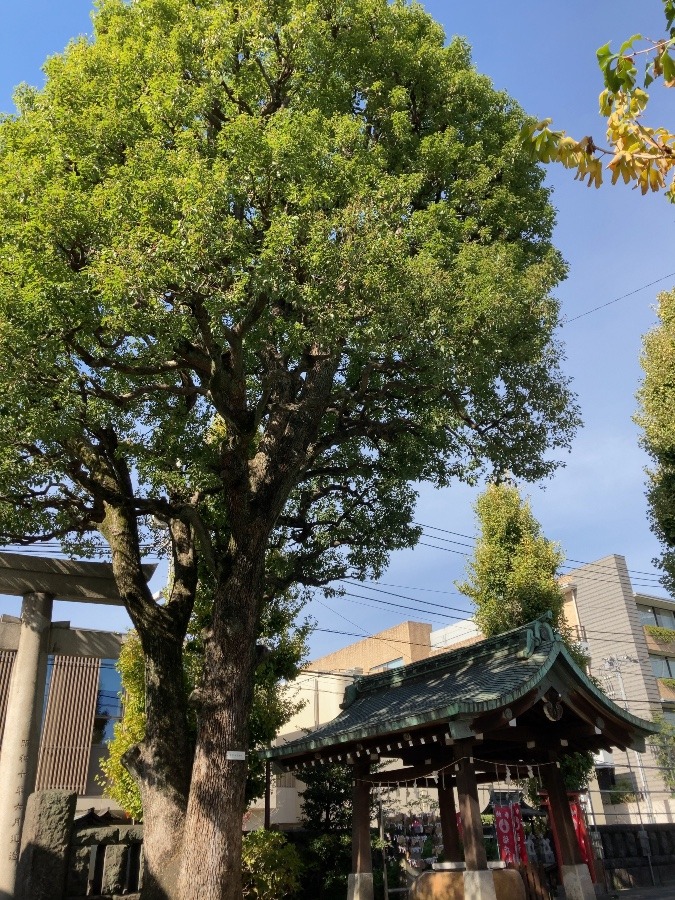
[517,616,557,659]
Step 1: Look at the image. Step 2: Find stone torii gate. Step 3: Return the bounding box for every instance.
[0,552,155,900]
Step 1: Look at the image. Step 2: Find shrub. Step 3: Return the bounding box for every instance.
[242,830,302,900]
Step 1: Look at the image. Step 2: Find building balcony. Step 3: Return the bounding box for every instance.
[644,625,675,655]
[657,678,675,702]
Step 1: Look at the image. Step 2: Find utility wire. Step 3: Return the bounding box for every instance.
[415,522,665,584]
[564,271,675,324]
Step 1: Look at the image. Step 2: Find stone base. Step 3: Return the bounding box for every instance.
[561,863,596,900]
[16,790,77,900]
[410,869,525,900]
[347,872,374,900]
[463,870,498,900]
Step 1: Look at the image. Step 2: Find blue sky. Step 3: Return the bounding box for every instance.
[1,1,674,658]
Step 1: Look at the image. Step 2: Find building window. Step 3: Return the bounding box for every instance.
[638,605,658,626]
[369,658,404,674]
[276,772,297,789]
[657,608,675,629]
[92,659,123,745]
[650,654,675,678]
[662,709,675,727]
[596,766,616,791]
[638,603,675,629]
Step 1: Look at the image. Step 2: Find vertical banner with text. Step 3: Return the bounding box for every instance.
[494,803,528,865]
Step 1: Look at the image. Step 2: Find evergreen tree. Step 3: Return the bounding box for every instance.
[458,481,594,791]
[300,761,354,833]
[457,482,565,636]
[637,289,675,593]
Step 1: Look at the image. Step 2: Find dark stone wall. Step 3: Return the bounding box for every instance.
[597,823,675,890]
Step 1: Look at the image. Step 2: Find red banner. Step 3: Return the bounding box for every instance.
[540,791,597,884]
[570,800,595,879]
[494,803,528,865]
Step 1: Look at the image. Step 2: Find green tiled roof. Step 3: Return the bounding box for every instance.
[263,615,657,762]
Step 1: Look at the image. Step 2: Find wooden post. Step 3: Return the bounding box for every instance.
[348,758,374,900]
[541,761,584,867]
[437,776,463,862]
[455,752,487,871]
[264,761,271,830]
[455,746,497,900]
[352,759,372,875]
[541,757,595,900]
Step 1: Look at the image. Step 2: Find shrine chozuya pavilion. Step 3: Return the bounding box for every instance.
[262,614,658,900]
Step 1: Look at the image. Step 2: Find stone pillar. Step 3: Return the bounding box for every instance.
[101,844,129,895]
[437,777,462,862]
[455,751,497,900]
[16,790,76,900]
[0,592,53,899]
[541,759,595,900]
[347,759,373,900]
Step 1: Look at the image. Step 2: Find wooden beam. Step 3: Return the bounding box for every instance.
[470,688,541,734]
[563,691,632,751]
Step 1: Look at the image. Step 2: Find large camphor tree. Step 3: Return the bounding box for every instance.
[0,1,578,897]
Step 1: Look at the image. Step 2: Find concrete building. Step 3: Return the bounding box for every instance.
[561,555,675,824]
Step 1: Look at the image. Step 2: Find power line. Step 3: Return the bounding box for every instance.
[415,522,665,584]
[564,271,675,324]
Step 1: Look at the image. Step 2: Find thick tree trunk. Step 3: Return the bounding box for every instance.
[177,564,262,900]
[128,631,192,900]
[102,506,196,900]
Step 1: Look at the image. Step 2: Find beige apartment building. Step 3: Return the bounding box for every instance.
[561,555,675,824]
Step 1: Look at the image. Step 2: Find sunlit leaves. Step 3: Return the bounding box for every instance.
[525,1,675,200]
[456,482,566,638]
[636,290,675,594]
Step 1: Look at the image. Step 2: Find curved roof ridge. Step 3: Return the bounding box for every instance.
[341,612,558,709]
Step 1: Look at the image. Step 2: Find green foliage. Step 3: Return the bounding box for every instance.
[638,290,675,593]
[421,835,435,859]
[660,678,675,690]
[457,482,566,636]
[295,833,353,900]
[650,715,675,793]
[606,774,641,806]
[645,624,675,644]
[98,632,145,819]
[299,761,353,833]
[560,753,595,793]
[0,0,577,558]
[242,830,302,900]
[99,610,308,817]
